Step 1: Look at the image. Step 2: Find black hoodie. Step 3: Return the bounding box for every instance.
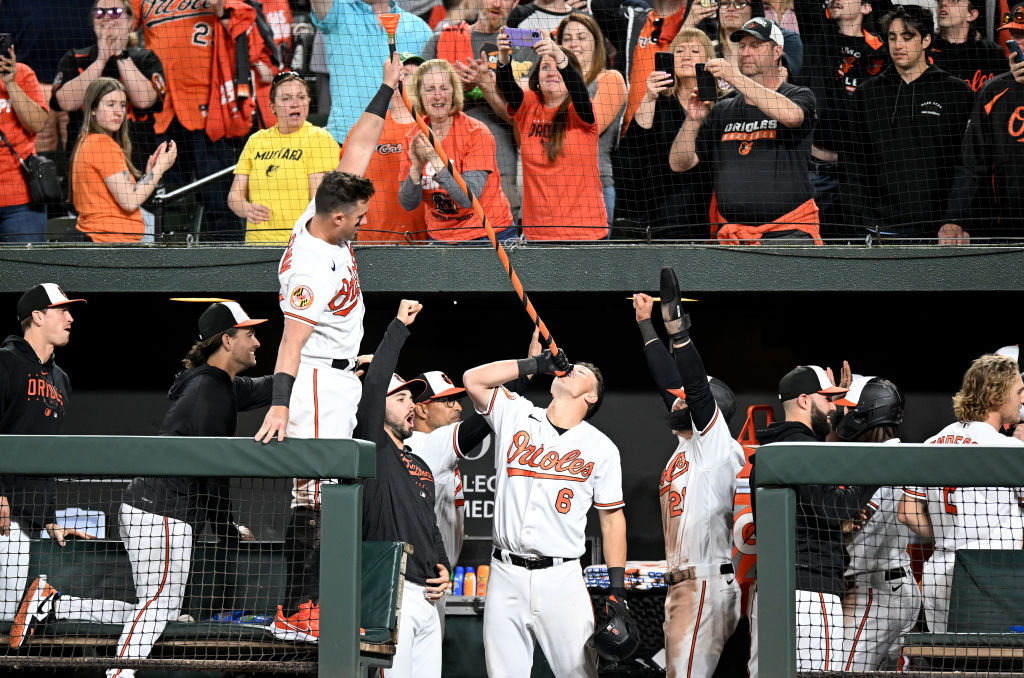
[849,65,973,235]
[0,335,68,530]
[929,36,1008,93]
[121,365,271,533]
[756,421,878,598]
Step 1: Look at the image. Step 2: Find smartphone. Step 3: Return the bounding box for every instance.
[654,51,675,88]
[695,62,718,102]
[1008,39,1024,63]
[505,28,543,48]
[0,34,12,57]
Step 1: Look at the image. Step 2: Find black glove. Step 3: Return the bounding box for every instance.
[532,349,571,376]
[660,266,691,347]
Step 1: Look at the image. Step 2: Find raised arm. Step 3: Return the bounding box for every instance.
[494,30,525,113]
[634,293,679,410]
[337,53,403,176]
[353,300,422,440]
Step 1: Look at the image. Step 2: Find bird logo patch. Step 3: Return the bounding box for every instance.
[290,286,313,310]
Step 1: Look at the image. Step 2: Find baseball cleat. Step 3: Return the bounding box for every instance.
[10,575,59,649]
[659,266,692,345]
[269,602,318,644]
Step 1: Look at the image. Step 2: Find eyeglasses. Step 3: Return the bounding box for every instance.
[429,397,461,408]
[92,7,125,19]
[1004,6,1024,23]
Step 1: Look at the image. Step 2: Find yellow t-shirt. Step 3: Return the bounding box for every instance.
[235,121,341,244]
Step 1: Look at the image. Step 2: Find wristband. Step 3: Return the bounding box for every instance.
[365,83,394,119]
[516,357,538,377]
[638,318,659,345]
[272,372,296,407]
[608,566,626,591]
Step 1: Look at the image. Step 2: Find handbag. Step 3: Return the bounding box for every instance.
[0,128,62,205]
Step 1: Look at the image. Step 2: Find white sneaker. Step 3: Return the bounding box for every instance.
[10,575,59,649]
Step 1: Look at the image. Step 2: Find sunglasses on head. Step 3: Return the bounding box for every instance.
[1004,6,1024,23]
[273,70,302,85]
[92,6,125,19]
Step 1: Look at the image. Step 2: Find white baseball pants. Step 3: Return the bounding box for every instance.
[386,581,443,678]
[795,590,843,671]
[921,549,953,634]
[663,571,740,678]
[0,522,31,621]
[747,584,758,678]
[841,570,920,671]
[288,364,361,439]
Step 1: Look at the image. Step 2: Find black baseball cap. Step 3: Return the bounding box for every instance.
[778,365,849,401]
[414,371,466,403]
[198,302,267,340]
[730,17,785,47]
[17,283,86,322]
[398,52,425,66]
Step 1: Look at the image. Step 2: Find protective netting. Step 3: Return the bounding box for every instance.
[3,0,1021,245]
[787,481,1024,674]
[0,475,319,673]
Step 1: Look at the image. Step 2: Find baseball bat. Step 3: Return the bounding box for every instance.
[379,14,568,374]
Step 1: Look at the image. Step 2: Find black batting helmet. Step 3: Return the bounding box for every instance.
[709,377,737,425]
[586,596,640,662]
[835,378,905,441]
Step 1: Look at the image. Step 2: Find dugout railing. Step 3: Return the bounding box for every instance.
[0,434,375,677]
[755,442,1024,677]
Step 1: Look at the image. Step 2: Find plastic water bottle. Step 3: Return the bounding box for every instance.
[453,566,465,596]
[464,567,476,598]
[477,564,489,596]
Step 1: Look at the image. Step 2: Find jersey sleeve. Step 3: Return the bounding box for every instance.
[902,486,926,500]
[278,253,335,327]
[133,49,167,113]
[788,84,816,130]
[475,385,530,467]
[49,51,79,112]
[591,439,625,510]
[306,128,342,174]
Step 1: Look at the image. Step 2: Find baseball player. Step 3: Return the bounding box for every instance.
[12,302,266,678]
[464,348,627,678]
[633,273,744,678]
[352,300,451,677]
[0,284,92,635]
[898,354,1024,634]
[834,377,920,671]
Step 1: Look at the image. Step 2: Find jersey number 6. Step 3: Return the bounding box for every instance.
[556,488,574,514]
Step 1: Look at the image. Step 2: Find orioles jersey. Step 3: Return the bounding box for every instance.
[132,0,217,132]
[903,421,1024,552]
[277,201,365,363]
[479,387,624,558]
[407,425,468,566]
[846,486,912,576]
[660,406,745,571]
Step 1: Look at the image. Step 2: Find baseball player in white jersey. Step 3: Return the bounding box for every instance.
[632,287,743,678]
[464,350,627,678]
[832,377,919,671]
[898,354,1024,634]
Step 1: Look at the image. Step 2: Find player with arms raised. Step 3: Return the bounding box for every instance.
[463,345,628,677]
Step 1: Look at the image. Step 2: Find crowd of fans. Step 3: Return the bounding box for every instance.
[0,0,1022,244]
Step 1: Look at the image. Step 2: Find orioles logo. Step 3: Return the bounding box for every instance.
[440,372,454,385]
[867,57,885,76]
[1010,106,1024,141]
[290,285,313,310]
[738,141,753,156]
[328,271,360,317]
[376,143,402,154]
[505,430,594,480]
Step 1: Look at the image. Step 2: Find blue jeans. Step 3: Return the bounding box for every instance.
[602,185,615,230]
[0,203,47,243]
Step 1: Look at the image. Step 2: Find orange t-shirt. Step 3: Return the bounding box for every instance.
[132,0,217,132]
[347,111,427,242]
[398,112,513,242]
[622,7,687,135]
[0,64,47,207]
[71,134,145,242]
[513,91,607,240]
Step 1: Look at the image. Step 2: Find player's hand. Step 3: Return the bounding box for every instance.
[356,354,373,377]
[383,51,403,90]
[527,328,543,359]
[425,564,451,601]
[235,524,255,541]
[397,299,422,326]
[45,524,97,547]
[256,405,289,444]
[633,292,654,322]
[838,360,852,390]
[247,202,272,224]
[938,223,970,245]
[0,499,10,537]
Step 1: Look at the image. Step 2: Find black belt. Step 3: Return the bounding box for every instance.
[666,563,734,586]
[331,358,356,372]
[492,548,577,570]
[883,566,909,582]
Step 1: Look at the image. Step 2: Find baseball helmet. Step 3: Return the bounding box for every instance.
[835,378,905,441]
[586,596,640,663]
[709,377,737,425]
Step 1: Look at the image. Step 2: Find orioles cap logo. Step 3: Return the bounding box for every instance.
[738,141,753,156]
[440,372,454,385]
[290,285,313,310]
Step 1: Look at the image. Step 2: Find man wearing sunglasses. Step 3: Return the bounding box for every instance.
[50,0,165,185]
[940,1,1024,244]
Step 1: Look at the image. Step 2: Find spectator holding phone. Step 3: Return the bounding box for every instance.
[628,28,717,237]
[398,59,515,242]
[494,34,607,239]
[228,72,340,245]
[940,6,1024,244]
[556,14,626,227]
[70,77,177,242]
[670,18,822,244]
[0,42,49,243]
[50,0,165,177]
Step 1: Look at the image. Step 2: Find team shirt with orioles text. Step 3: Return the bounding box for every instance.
[479,387,624,558]
[660,404,745,571]
[902,421,1024,552]
[277,201,364,363]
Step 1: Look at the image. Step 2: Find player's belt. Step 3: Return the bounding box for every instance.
[330,358,357,372]
[491,548,578,570]
[665,563,734,585]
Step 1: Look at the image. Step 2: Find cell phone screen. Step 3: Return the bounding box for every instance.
[0,34,12,56]
[654,52,675,88]
[695,62,718,102]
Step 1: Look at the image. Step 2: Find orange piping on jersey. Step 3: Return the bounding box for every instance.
[819,593,831,670]
[283,312,318,326]
[844,587,873,670]
[901,487,926,498]
[452,422,462,458]
[687,581,707,678]
[659,484,672,496]
[116,516,172,664]
[313,368,320,439]
[699,408,720,436]
[507,468,587,482]
[594,500,624,508]
[482,387,500,416]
